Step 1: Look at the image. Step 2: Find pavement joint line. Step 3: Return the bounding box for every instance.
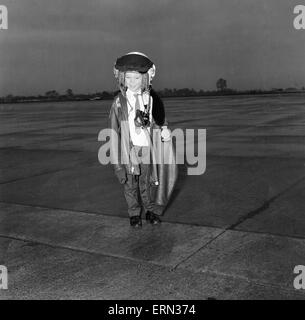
[0,154,100,185]
[0,200,134,221]
[0,123,92,137]
[169,176,305,271]
[2,174,305,274]
[227,226,305,241]
[2,200,305,242]
[0,146,86,154]
[0,232,192,271]
[0,200,224,230]
[0,128,61,137]
[1,234,303,298]
[0,164,90,185]
[0,148,103,158]
[171,229,228,271]
[228,175,305,230]
[0,131,96,138]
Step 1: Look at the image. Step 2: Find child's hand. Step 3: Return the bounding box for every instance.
[161,126,171,142]
[115,168,127,184]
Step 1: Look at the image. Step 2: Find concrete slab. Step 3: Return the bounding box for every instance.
[0,202,222,267]
[0,101,109,152]
[0,163,127,215]
[1,94,305,299]
[0,148,91,183]
[0,101,109,135]
[1,157,304,228]
[236,179,305,238]
[179,229,305,289]
[1,237,305,300]
[165,157,304,227]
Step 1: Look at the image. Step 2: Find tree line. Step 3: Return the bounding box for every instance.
[1,79,304,104]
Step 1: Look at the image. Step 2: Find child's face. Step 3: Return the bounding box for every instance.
[125,71,142,92]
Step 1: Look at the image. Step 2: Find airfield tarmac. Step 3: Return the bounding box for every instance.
[1,94,305,299]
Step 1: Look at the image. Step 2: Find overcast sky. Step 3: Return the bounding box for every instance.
[0,0,304,95]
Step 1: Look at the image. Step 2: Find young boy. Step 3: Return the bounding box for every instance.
[109,52,177,228]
